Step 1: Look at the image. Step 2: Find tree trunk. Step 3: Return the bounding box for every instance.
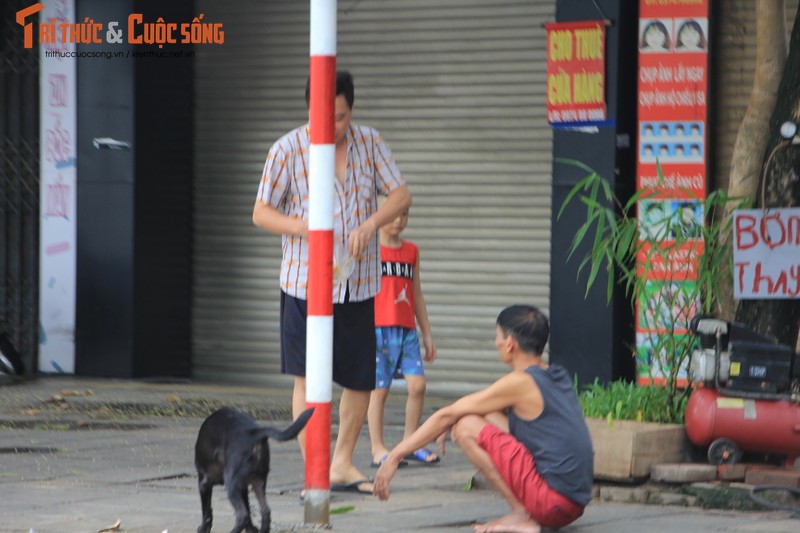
[735,5,800,350]
[719,0,787,321]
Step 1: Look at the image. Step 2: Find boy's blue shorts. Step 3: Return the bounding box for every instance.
[375,326,424,389]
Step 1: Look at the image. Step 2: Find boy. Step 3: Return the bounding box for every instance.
[367,205,438,467]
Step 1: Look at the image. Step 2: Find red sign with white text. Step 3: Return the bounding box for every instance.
[636,241,704,282]
[640,0,708,19]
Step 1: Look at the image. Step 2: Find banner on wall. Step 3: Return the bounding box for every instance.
[635,0,710,385]
[545,20,607,126]
[733,208,800,299]
[39,0,77,373]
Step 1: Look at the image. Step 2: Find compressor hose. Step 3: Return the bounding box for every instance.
[748,484,800,517]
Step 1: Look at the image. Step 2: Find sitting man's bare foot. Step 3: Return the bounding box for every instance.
[473,510,541,533]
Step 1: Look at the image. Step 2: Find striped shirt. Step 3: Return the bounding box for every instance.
[256,124,406,303]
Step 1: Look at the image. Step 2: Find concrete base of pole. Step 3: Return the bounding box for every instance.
[304,489,331,526]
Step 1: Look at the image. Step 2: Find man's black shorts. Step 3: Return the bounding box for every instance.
[280,291,376,391]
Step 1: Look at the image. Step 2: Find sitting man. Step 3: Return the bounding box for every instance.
[373,304,594,533]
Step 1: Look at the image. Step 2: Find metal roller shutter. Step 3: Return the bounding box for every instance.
[193,0,554,392]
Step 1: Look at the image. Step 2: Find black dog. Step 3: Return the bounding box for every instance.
[194,407,314,533]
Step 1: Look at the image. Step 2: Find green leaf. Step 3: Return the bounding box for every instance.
[330,506,356,515]
[464,475,475,492]
[558,174,593,219]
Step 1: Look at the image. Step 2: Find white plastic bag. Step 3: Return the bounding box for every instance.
[333,241,354,285]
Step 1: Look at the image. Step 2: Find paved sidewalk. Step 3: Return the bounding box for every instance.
[0,376,797,533]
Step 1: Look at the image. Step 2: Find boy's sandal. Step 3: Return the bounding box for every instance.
[404,447,441,465]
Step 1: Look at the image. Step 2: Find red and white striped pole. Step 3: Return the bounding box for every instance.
[305,0,336,525]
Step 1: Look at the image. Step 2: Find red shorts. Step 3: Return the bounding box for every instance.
[477,423,585,528]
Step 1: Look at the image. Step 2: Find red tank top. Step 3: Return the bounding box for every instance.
[374,241,418,329]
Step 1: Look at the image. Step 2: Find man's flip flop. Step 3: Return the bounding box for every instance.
[370,454,409,468]
[330,479,373,494]
[404,447,441,465]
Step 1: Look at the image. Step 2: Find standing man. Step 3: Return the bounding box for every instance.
[374,305,594,533]
[254,70,412,494]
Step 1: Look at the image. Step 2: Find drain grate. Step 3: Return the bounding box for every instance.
[0,446,59,454]
[29,398,294,421]
[0,419,154,431]
[84,400,294,420]
[137,473,195,483]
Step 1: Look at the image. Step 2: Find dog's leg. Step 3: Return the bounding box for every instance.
[197,474,213,533]
[227,482,257,533]
[251,476,271,533]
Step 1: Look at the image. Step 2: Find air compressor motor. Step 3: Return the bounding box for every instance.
[688,317,799,395]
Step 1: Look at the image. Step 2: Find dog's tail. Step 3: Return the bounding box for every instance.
[258,407,315,442]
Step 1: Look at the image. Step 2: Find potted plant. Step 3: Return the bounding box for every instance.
[576,377,689,479]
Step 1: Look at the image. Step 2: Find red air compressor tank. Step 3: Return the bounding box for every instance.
[685,387,800,465]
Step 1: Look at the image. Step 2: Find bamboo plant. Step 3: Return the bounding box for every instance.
[558,159,749,423]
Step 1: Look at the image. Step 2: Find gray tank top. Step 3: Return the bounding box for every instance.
[508,364,594,506]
